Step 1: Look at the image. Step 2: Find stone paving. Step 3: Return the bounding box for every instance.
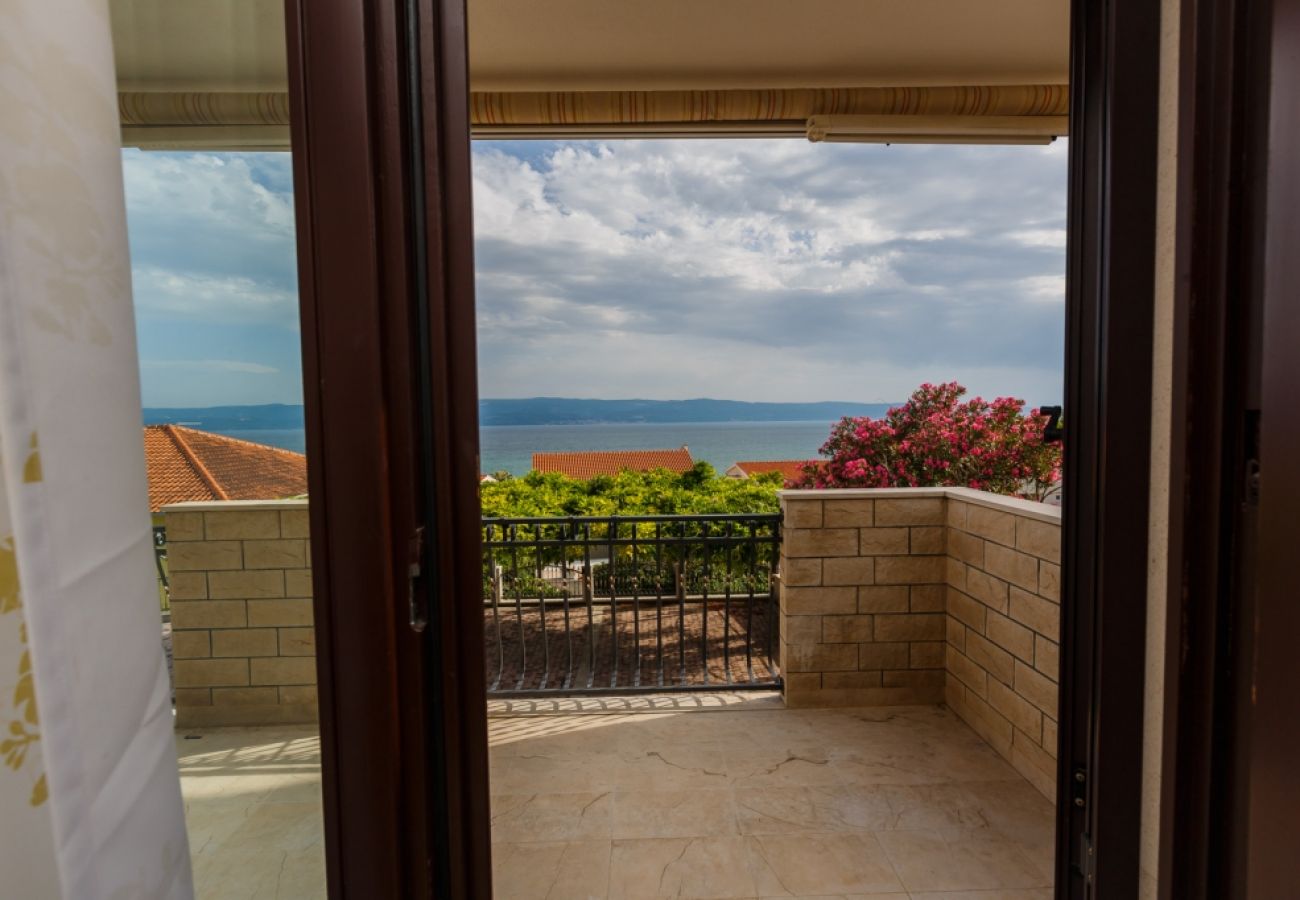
[174,697,1055,899]
[176,726,325,899]
[490,698,1054,899]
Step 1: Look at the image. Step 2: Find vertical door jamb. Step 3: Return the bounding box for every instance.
[1058,0,1162,896]
[284,0,491,895]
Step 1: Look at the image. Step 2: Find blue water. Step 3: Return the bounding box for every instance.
[218,428,309,454]
[216,420,837,476]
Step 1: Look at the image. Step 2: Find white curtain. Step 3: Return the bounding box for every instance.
[0,0,193,896]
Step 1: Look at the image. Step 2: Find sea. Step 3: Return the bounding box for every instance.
[216,420,837,476]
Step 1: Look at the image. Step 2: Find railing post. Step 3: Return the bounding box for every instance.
[583,555,594,688]
[675,560,686,685]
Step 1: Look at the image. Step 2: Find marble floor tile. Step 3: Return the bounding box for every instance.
[608,836,758,899]
[490,749,623,793]
[600,746,733,791]
[177,727,325,900]
[745,832,904,896]
[734,785,896,834]
[493,840,612,900]
[613,788,740,839]
[724,746,845,788]
[873,783,996,833]
[492,791,615,843]
[875,828,1051,893]
[961,780,1057,881]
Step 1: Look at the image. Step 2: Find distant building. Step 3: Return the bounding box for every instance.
[144,424,308,512]
[531,446,693,479]
[725,459,819,482]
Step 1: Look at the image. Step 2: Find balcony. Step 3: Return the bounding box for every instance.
[164,487,1061,897]
[489,695,1053,898]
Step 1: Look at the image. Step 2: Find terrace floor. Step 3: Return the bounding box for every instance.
[176,726,326,900]
[489,694,1055,899]
[175,696,1055,899]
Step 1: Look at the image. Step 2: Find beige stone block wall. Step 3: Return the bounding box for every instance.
[164,500,317,728]
[779,489,949,708]
[942,490,1061,800]
[778,487,1061,800]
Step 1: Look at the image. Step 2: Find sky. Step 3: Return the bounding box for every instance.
[123,138,1067,409]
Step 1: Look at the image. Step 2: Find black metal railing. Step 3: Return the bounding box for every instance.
[482,513,781,695]
[153,524,170,612]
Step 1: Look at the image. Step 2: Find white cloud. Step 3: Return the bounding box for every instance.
[122,150,297,326]
[472,139,1068,403]
[1010,228,1068,248]
[124,141,1068,408]
[1019,274,1067,302]
[131,266,300,327]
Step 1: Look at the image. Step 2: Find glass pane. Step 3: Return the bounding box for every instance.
[476,134,1066,896]
[111,3,325,896]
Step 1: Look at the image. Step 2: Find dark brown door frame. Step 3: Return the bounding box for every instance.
[1159,0,1300,895]
[1245,0,1300,890]
[1057,0,1162,896]
[282,0,1176,895]
[285,0,490,896]
[1159,0,1265,894]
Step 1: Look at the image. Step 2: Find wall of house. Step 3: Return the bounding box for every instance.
[778,487,1061,799]
[779,488,949,708]
[943,490,1061,799]
[163,500,317,728]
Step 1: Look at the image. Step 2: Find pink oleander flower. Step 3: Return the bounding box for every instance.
[791,381,1063,501]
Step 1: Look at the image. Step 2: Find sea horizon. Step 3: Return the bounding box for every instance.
[213,419,837,476]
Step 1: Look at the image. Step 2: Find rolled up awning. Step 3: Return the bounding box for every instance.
[120,83,1068,148]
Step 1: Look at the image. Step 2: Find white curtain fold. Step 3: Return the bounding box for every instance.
[0,1,193,897]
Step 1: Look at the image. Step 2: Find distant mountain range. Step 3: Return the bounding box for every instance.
[142,398,897,430]
[476,398,896,426]
[143,403,305,431]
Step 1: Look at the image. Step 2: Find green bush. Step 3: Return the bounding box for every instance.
[479,462,781,519]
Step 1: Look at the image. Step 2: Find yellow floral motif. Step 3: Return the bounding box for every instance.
[22,432,42,484]
[0,537,17,614]
[0,533,44,807]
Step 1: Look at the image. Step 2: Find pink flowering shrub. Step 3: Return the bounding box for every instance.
[792,382,1062,501]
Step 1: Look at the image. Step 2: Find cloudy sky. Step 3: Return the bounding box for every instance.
[123,138,1067,409]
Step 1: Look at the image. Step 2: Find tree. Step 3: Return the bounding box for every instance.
[791,382,1062,501]
[479,461,781,519]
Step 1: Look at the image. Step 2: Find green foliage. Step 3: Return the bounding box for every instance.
[479,461,781,518]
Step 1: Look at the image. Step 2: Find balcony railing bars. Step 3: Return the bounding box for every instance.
[482,513,782,695]
[153,524,170,613]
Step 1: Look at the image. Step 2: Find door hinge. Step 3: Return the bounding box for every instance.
[408,525,427,632]
[1081,831,1096,885]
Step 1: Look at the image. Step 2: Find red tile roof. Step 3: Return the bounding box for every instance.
[729,460,820,482]
[144,425,308,512]
[531,447,694,479]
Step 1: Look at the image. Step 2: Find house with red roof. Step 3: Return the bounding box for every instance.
[724,459,820,483]
[143,425,308,513]
[530,446,693,479]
